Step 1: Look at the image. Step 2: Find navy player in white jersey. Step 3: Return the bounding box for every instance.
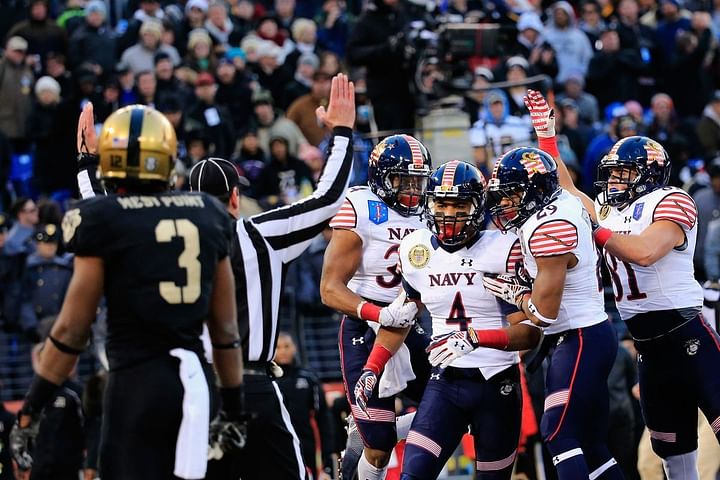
[523,89,720,479]
[482,147,623,479]
[394,160,541,479]
[320,135,432,480]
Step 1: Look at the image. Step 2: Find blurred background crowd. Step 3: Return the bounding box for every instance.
[1,0,720,478]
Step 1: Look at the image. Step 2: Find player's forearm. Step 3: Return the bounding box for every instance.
[523,277,563,327]
[319,277,364,318]
[505,323,542,351]
[374,326,411,356]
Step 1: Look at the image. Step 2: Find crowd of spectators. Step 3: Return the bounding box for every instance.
[1,0,720,478]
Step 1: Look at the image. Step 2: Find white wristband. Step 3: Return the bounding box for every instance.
[519,319,543,329]
[527,299,557,325]
[356,300,366,319]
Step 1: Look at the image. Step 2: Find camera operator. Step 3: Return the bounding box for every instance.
[347,0,416,133]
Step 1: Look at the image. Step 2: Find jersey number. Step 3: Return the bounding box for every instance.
[446,291,471,331]
[376,244,402,289]
[605,253,647,301]
[155,219,201,304]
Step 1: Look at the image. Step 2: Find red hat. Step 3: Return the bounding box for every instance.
[196,72,216,87]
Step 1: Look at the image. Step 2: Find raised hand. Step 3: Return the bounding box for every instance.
[76,102,98,155]
[316,73,355,130]
[524,89,555,138]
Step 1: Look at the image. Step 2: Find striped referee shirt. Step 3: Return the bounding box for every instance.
[78,127,354,362]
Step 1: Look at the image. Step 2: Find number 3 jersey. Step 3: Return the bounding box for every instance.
[595,186,703,320]
[329,186,425,304]
[518,190,607,335]
[399,228,520,377]
[63,192,233,370]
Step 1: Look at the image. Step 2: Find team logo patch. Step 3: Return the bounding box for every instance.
[684,339,699,356]
[633,202,644,220]
[367,200,388,225]
[599,205,611,220]
[369,140,390,166]
[499,381,514,396]
[408,244,430,268]
[519,151,547,178]
[145,156,157,172]
[644,140,666,166]
[62,208,83,244]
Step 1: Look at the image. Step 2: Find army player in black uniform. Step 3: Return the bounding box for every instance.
[10,105,245,480]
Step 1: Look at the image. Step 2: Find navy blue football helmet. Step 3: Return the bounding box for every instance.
[595,136,671,208]
[424,160,487,246]
[487,147,560,231]
[368,134,431,216]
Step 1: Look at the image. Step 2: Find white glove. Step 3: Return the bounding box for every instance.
[524,89,555,138]
[482,274,531,309]
[378,292,418,328]
[426,328,481,368]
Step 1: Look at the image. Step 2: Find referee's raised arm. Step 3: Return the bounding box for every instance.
[249,73,356,263]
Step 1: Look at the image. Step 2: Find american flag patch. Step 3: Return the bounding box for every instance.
[403,134,425,167]
[529,220,578,256]
[329,198,357,229]
[519,151,547,178]
[643,140,666,166]
[506,239,523,274]
[652,192,697,230]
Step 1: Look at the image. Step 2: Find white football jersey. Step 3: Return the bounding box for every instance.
[595,187,703,320]
[329,186,425,304]
[518,190,607,334]
[399,228,521,378]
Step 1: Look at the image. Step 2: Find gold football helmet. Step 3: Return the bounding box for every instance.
[98,105,177,189]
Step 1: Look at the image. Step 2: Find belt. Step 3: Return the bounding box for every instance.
[243,361,283,378]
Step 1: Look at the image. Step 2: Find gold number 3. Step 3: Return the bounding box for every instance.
[155,219,201,304]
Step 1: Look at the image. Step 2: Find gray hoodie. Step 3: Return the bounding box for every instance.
[543,1,594,83]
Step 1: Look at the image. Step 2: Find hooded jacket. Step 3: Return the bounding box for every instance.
[543,1,594,83]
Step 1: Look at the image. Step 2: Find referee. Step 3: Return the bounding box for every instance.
[192,73,356,480]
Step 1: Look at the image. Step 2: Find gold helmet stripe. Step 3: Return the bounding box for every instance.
[126,107,145,168]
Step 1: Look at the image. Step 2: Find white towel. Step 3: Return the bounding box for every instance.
[170,348,210,479]
[366,322,417,398]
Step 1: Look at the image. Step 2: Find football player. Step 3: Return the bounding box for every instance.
[482,147,623,479]
[525,89,720,479]
[11,105,244,480]
[396,160,541,479]
[320,134,432,480]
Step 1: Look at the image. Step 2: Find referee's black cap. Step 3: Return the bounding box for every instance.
[189,157,250,199]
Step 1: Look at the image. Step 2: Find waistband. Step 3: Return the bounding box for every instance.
[243,361,276,377]
[625,308,700,341]
[441,364,519,381]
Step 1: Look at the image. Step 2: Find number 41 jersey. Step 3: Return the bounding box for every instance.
[329,186,425,304]
[62,192,233,370]
[595,186,703,320]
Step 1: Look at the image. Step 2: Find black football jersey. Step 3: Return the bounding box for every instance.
[63,192,233,370]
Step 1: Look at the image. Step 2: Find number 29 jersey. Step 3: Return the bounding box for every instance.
[595,187,703,320]
[329,186,425,304]
[518,190,607,335]
[63,192,233,370]
[399,229,520,378]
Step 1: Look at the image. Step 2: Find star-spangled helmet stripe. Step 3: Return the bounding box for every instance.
[519,152,548,178]
[402,134,425,167]
[441,160,460,186]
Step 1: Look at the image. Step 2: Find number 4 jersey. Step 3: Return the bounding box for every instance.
[595,186,703,320]
[518,190,608,335]
[63,192,233,370]
[399,229,520,376]
[329,186,425,304]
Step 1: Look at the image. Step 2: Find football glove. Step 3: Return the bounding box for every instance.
[208,411,249,460]
[426,328,481,368]
[524,89,555,138]
[353,369,377,416]
[378,292,418,329]
[483,273,532,309]
[9,414,40,471]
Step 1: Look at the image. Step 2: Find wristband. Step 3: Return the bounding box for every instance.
[23,375,60,416]
[593,226,613,248]
[358,301,382,322]
[538,136,560,158]
[212,339,242,349]
[527,299,557,325]
[48,334,85,355]
[220,385,245,419]
[365,344,393,374]
[474,328,510,350]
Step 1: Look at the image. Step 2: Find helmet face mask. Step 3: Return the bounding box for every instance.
[369,135,431,216]
[595,136,670,208]
[98,105,178,193]
[424,160,486,246]
[487,147,559,232]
